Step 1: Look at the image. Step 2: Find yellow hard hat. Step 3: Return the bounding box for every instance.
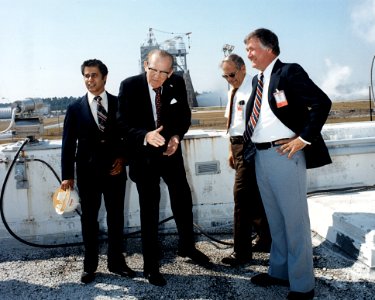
[52,187,80,214]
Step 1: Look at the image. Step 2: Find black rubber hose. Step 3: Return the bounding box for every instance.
[0,138,84,248]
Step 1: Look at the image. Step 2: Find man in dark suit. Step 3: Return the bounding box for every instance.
[243,29,332,300]
[61,59,135,284]
[118,49,209,286]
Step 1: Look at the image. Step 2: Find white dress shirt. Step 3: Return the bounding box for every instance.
[225,73,252,137]
[251,58,295,143]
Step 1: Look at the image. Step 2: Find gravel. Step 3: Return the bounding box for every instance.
[0,231,374,300]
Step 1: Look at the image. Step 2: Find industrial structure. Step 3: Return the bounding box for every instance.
[140,28,198,108]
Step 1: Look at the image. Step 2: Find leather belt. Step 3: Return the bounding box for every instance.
[254,140,281,150]
[230,136,244,145]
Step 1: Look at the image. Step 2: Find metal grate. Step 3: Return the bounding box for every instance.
[195,160,220,175]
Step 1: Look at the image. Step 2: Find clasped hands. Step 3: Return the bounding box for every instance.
[145,126,179,156]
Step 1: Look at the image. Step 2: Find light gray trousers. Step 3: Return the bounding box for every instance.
[255,148,315,292]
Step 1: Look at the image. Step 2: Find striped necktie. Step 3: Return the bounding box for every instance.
[94,96,107,132]
[244,73,264,142]
[153,87,162,127]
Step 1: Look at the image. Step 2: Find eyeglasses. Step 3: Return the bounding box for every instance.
[147,64,170,77]
[222,70,238,79]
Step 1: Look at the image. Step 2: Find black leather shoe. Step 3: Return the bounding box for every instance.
[109,265,136,278]
[252,240,271,253]
[221,252,252,266]
[178,248,210,264]
[80,272,95,284]
[144,271,167,287]
[287,289,314,300]
[251,273,290,287]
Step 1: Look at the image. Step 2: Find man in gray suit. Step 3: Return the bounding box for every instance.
[243,28,332,300]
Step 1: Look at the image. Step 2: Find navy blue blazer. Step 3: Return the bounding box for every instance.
[245,59,332,169]
[117,72,191,159]
[61,92,125,181]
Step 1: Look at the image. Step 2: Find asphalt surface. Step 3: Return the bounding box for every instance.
[0,231,374,300]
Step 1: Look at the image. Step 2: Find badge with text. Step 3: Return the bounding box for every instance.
[273,89,288,108]
[236,100,245,120]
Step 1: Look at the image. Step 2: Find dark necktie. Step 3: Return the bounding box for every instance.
[94,96,107,132]
[226,87,238,133]
[153,87,162,127]
[244,73,264,142]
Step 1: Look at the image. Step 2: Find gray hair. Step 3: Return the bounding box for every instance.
[221,54,245,70]
[244,28,280,56]
[146,49,174,69]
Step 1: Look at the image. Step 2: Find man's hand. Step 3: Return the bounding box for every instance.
[61,179,74,191]
[109,158,124,176]
[145,126,165,147]
[163,135,180,156]
[228,150,235,169]
[276,136,306,159]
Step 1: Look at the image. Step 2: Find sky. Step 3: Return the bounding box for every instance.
[0,0,374,105]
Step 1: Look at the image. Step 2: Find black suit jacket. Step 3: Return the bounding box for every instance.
[61,92,125,181]
[117,72,191,159]
[245,59,332,169]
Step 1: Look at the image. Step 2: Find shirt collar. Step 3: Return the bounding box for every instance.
[148,84,163,95]
[88,91,106,105]
[261,56,279,80]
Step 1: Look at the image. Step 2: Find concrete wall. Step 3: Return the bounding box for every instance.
[0,122,375,245]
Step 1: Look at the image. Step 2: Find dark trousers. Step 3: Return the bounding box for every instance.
[132,151,195,273]
[78,172,127,273]
[231,142,270,255]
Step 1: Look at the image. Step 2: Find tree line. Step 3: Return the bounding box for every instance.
[0,97,78,112]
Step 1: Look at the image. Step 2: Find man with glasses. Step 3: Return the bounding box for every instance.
[221,54,271,267]
[118,49,210,287]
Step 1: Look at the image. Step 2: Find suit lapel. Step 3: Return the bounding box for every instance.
[268,59,283,110]
[140,73,158,128]
[81,94,98,130]
[246,76,257,120]
[106,92,116,118]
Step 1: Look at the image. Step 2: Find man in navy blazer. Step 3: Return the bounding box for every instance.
[61,59,135,284]
[243,29,332,299]
[118,49,209,286]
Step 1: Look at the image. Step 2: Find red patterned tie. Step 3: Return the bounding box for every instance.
[226,87,238,133]
[94,96,107,132]
[244,73,264,142]
[153,87,162,127]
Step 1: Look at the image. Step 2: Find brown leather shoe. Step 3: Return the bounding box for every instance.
[251,273,290,287]
[221,252,252,266]
[178,248,210,264]
[109,265,136,278]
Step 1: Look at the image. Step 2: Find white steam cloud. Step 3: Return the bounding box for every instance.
[351,0,375,43]
[321,59,368,101]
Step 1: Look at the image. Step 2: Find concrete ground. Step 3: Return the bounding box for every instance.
[308,187,375,269]
[0,230,375,300]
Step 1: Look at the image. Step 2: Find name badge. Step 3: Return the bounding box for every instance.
[273,89,288,108]
[236,100,245,120]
